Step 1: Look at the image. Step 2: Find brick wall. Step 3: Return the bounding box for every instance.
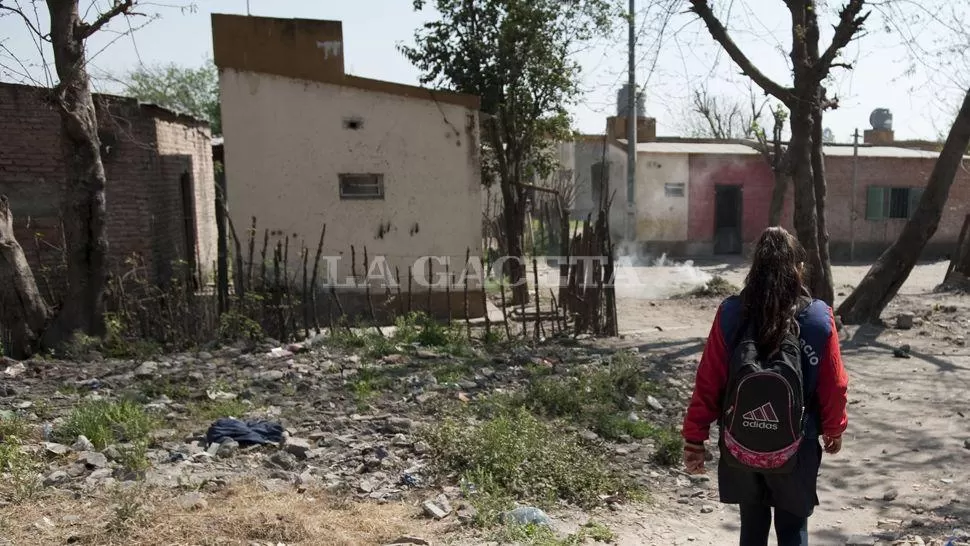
[0,82,215,295]
[153,112,216,283]
[824,154,970,260]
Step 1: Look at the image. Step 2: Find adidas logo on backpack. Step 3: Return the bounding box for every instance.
[720,298,811,473]
[741,403,779,430]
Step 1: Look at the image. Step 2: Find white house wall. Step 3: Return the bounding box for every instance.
[634,152,689,242]
[220,68,482,288]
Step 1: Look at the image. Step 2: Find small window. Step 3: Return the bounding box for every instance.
[866,186,923,220]
[339,173,384,200]
[664,183,685,197]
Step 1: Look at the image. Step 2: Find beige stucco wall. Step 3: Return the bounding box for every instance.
[220,69,482,290]
[634,152,689,241]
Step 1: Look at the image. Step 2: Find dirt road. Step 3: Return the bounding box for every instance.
[587,262,970,545]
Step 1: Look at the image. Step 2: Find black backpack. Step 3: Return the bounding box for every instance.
[720,298,811,474]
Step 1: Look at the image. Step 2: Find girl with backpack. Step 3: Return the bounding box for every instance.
[682,227,849,546]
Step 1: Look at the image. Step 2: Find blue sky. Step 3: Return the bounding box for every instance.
[1,0,966,142]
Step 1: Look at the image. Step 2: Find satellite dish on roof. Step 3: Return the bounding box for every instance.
[869,108,893,131]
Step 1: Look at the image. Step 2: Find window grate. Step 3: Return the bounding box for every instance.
[339,173,384,200]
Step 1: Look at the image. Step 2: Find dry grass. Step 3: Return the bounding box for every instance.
[0,480,434,545]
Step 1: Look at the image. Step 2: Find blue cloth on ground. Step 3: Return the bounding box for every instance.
[205,418,285,446]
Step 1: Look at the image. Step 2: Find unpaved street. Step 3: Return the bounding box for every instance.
[585,261,970,545]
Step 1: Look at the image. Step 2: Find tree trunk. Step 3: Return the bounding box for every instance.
[0,197,52,358]
[767,170,790,227]
[43,0,111,344]
[811,106,835,304]
[838,88,970,324]
[788,102,827,299]
[946,214,970,280]
[501,192,529,305]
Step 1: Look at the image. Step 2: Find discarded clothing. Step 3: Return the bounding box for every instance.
[205,418,284,447]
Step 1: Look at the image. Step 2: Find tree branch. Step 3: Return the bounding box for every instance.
[0,2,50,41]
[689,0,795,104]
[814,0,869,82]
[76,0,134,40]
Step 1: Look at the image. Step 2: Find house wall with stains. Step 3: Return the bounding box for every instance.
[634,153,690,243]
[687,154,776,255]
[219,69,482,296]
[214,14,484,318]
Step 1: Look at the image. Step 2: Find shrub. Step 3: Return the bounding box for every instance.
[219,311,264,342]
[0,416,40,502]
[55,399,156,450]
[423,408,631,525]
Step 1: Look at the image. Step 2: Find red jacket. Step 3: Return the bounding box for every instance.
[682,297,848,445]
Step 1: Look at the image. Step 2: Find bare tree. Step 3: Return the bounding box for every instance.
[0,0,139,355]
[689,0,869,305]
[838,89,970,323]
[688,85,766,140]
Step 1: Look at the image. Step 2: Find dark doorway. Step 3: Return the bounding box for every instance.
[179,171,198,285]
[714,185,743,255]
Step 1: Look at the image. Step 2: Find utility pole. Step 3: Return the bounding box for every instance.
[850,128,859,262]
[626,0,637,244]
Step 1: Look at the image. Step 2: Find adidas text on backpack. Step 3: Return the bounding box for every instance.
[720,300,810,473]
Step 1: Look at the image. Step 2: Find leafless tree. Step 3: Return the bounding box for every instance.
[689,0,870,305]
[0,0,143,356]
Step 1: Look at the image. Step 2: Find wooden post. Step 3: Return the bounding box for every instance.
[396,266,404,318]
[426,257,433,317]
[260,228,269,291]
[407,266,414,314]
[364,247,383,337]
[309,224,326,335]
[519,269,527,338]
[215,172,229,314]
[482,282,491,340]
[247,216,256,290]
[499,279,512,340]
[445,255,452,326]
[533,257,541,340]
[302,246,309,338]
[464,248,471,339]
[273,241,284,340]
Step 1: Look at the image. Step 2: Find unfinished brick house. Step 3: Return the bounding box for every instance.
[0,82,217,293]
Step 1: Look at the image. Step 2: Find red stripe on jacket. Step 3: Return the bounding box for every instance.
[682,303,849,445]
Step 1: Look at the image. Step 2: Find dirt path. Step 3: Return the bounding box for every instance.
[579,263,970,545]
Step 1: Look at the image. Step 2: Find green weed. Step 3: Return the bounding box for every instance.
[0,416,41,502]
[188,399,249,422]
[55,399,156,450]
[423,408,631,525]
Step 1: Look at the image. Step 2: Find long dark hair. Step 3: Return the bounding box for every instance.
[741,227,808,353]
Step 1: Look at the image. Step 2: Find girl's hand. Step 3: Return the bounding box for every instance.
[823,435,842,454]
[684,441,706,474]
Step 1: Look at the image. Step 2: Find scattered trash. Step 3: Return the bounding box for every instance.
[206,389,238,401]
[205,418,284,447]
[893,345,912,359]
[896,313,916,330]
[501,506,551,526]
[3,362,26,378]
[422,499,449,520]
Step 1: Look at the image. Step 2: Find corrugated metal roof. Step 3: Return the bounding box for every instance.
[617,139,950,159]
[820,145,942,158]
[631,141,759,155]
